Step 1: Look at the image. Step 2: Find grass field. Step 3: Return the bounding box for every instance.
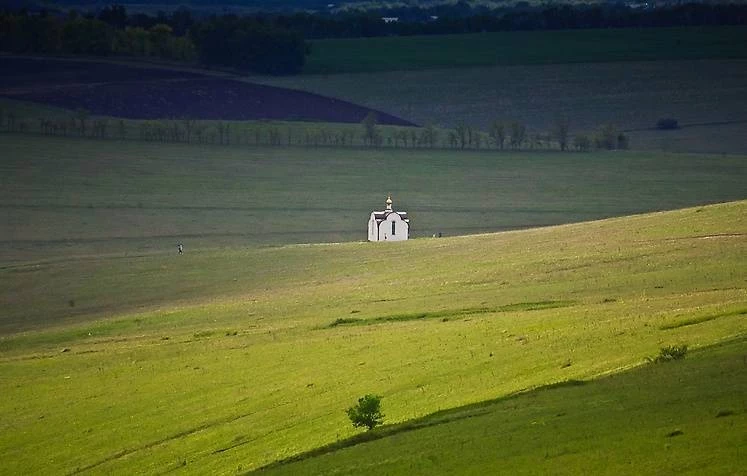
[261,58,747,154]
[256,25,747,155]
[303,26,747,74]
[259,337,746,475]
[2,133,746,266]
[0,201,745,473]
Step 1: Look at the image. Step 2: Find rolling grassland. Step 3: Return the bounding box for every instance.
[1,25,745,475]
[1,201,745,473]
[2,133,746,266]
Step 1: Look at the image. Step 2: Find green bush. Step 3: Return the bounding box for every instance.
[654,344,688,362]
[346,394,384,430]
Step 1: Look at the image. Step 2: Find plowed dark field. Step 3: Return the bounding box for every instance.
[0,57,414,125]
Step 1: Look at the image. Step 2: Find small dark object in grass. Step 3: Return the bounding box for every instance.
[68,299,75,308]
[161,336,170,340]
[715,409,734,418]
[666,429,683,437]
[61,348,70,353]
[561,359,572,368]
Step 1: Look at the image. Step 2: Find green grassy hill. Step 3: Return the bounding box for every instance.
[258,337,746,475]
[1,200,745,473]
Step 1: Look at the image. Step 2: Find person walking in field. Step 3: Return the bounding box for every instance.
[178,243,183,255]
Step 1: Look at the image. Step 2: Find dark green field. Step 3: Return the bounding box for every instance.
[305,26,747,74]
[2,133,745,264]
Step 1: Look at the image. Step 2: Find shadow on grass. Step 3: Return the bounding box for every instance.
[327,301,576,328]
[251,378,586,473]
[659,308,746,330]
[251,336,747,473]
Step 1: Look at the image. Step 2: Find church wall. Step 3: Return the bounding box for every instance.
[377,214,409,241]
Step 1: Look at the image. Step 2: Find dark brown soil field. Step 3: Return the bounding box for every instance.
[0,57,414,125]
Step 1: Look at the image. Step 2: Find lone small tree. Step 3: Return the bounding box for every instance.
[553,115,570,151]
[362,111,379,146]
[489,120,506,150]
[346,394,384,430]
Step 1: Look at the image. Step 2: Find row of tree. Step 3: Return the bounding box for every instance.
[3,2,746,70]
[190,16,307,74]
[274,3,747,39]
[0,12,195,60]
[0,107,628,152]
[0,10,307,74]
[86,3,747,40]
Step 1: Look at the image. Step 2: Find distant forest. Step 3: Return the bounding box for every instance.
[1,2,746,74]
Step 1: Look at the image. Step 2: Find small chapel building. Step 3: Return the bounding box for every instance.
[368,196,409,242]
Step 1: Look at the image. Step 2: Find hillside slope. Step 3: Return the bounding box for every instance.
[257,337,746,475]
[0,201,745,473]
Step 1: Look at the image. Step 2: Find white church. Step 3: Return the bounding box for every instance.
[368,196,409,242]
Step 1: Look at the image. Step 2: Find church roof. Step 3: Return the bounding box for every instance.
[371,195,408,221]
[372,210,408,221]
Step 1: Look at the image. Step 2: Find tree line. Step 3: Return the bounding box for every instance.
[273,3,747,39]
[0,8,307,74]
[0,107,628,152]
[3,2,746,71]
[0,10,195,60]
